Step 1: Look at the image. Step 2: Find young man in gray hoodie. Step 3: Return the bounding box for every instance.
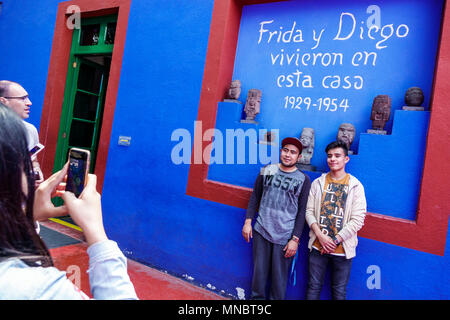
[242,137,311,300]
[305,140,366,300]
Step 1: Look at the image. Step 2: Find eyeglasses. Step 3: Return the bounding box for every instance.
[1,95,30,101]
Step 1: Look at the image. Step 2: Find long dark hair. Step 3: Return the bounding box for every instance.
[0,103,53,267]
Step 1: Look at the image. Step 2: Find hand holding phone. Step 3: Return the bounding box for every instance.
[65,148,90,197]
[33,163,69,221]
[62,173,108,246]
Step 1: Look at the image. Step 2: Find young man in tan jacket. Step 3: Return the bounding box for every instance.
[305,140,366,300]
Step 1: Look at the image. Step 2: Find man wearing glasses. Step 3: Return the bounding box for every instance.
[0,80,44,187]
[242,137,311,299]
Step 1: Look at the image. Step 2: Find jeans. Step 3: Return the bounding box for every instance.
[251,231,293,300]
[306,248,353,300]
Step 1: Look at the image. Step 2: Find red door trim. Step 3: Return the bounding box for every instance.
[38,0,131,193]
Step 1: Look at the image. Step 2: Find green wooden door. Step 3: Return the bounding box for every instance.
[54,56,108,173]
[53,15,116,175]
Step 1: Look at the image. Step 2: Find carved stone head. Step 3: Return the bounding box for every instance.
[244,89,262,120]
[405,87,424,107]
[371,95,391,130]
[298,127,315,165]
[228,80,241,100]
[337,123,355,150]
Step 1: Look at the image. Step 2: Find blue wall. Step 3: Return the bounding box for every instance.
[209,0,442,220]
[0,0,59,129]
[232,0,442,161]
[0,0,449,299]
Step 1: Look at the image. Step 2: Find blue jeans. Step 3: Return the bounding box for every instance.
[251,231,293,300]
[306,248,353,300]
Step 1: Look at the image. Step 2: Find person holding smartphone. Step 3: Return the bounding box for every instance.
[0,104,138,299]
[0,80,44,188]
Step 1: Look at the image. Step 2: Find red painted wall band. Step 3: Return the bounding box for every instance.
[186,0,450,256]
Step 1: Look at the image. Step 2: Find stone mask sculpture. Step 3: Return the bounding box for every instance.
[243,89,262,121]
[228,80,241,100]
[405,87,424,106]
[402,86,425,111]
[370,94,391,131]
[337,123,355,152]
[298,127,315,165]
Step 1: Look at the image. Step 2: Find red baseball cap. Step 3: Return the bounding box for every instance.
[281,137,303,153]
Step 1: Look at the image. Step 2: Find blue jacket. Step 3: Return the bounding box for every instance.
[0,240,138,299]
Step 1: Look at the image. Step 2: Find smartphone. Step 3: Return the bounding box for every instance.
[65,148,90,197]
[30,143,45,157]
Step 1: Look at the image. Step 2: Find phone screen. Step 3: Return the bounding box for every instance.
[65,149,89,197]
[29,143,44,156]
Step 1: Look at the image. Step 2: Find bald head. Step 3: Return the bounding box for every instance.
[0,80,20,97]
[0,81,32,119]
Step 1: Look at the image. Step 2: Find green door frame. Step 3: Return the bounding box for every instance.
[53,14,116,174]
